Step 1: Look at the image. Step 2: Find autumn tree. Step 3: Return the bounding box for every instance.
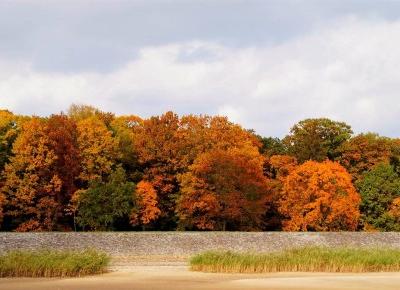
[0,111,21,228]
[337,133,392,180]
[46,115,81,220]
[75,167,134,230]
[68,104,115,127]
[386,138,400,175]
[0,110,26,173]
[264,155,298,180]
[202,116,261,151]
[134,112,262,229]
[262,155,298,230]
[356,163,400,231]
[130,180,160,229]
[0,110,16,172]
[6,106,400,233]
[279,160,360,231]
[68,104,100,120]
[133,111,181,228]
[284,118,353,163]
[177,115,261,167]
[176,146,270,231]
[76,116,120,183]
[1,118,61,231]
[110,115,143,180]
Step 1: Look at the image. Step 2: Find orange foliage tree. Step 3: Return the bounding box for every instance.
[279,160,361,231]
[264,155,298,180]
[176,146,270,231]
[130,180,161,228]
[1,118,62,231]
[177,115,261,165]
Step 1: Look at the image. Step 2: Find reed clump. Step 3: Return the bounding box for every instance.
[0,249,110,277]
[190,247,400,273]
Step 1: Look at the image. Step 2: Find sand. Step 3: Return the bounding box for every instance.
[2,266,400,290]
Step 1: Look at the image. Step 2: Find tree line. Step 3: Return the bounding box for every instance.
[0,105,399,232]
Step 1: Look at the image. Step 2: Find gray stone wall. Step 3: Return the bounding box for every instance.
[1,232,400,257]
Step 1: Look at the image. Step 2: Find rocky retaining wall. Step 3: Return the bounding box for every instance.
[1,232,400,257]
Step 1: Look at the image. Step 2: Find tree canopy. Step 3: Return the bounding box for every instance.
[75,167,134,230]
[284,118,353,163]
[177,146,269,231]
[356,163,400,231]
[1,105,399,232]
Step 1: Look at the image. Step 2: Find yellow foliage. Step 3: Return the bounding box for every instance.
[1,118,60,231]
[77,117,120,182]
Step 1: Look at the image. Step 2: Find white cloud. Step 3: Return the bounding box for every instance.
[1,17,400,137]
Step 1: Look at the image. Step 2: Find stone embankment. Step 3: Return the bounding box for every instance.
[1,232,399,266]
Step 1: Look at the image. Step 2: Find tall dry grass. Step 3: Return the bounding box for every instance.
[0,249,110,277]
[190,247,400,273]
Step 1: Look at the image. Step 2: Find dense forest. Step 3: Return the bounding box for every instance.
[0,105,399,232]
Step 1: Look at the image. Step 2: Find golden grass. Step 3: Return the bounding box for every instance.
[0,249,110,278]
[190,247,400,273]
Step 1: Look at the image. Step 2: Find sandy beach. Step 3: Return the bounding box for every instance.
[2,265,400,290]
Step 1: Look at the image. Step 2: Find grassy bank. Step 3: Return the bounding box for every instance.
[0,249,110,278]
[190,247,400,273]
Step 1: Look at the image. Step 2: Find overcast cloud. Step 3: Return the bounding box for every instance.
[1,0,400,137]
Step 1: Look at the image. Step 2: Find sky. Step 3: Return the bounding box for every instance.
[1,0,400,137]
